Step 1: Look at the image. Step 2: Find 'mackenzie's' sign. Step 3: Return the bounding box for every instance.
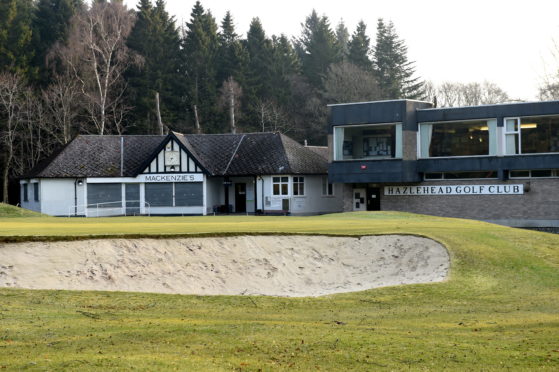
[139,174,203,183]
[384,184,524,196]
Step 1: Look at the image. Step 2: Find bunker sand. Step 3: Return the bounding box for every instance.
[0,235,449,297]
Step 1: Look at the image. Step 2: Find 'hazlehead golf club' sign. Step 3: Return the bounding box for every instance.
[384,184,524,196]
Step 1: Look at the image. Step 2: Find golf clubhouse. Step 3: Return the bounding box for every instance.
[328,99,559,228]
[20,132,343,217]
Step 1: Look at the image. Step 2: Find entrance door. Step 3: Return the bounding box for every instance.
[234,183,246,213]
[366,187,381,211]
[353,188,366,211]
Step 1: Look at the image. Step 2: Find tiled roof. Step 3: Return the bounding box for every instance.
[27,135,164,178]
[26,132,327,178]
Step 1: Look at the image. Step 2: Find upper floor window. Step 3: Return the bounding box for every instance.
[334,123,402,161]
[504,115,559,155]
[419,119,497,158]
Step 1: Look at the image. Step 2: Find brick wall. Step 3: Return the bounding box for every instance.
[381,179,559,220]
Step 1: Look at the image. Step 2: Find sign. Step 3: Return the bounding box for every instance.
[139,173,203,183]
[384,184,524,196]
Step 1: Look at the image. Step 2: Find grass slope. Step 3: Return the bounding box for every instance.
[0,203,45,218]
[1,212,558,371]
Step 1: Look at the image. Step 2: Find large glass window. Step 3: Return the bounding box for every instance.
[272,177,289,196]
[419,120,497,157]
[505,116,559,155]
[175,183,203,206]
[334,123,402,160]
[88,183,122,208]
[424,171,498,180]
[145,183,173,207]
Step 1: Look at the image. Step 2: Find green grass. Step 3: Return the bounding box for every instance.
[1,208,559,370]
[0,203,45,218]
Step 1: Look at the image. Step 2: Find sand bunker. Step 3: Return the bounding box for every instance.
[0,235,449,297]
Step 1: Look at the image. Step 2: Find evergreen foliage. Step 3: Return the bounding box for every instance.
[372,18,424,99]
[0,0,36,78]
[348,21,372,72]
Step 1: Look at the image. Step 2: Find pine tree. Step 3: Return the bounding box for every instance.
[296,10,340,89]
[126,0,183,134]
[32,0,82,85]
[335,20,349,61]
[271,34,299,105]
[216,11,246,86]
[244,18,273,99]
[348,21,372,72]
[182,1,220,133]
[372,18,424,99]
[0,0,36,79]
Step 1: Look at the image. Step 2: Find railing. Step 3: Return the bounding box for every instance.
[68,200,151,217]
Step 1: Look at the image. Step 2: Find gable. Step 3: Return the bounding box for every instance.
[142,136,205,174]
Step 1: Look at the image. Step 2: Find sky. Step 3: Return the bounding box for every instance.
[123,0,559,101]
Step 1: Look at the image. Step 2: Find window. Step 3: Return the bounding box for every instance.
[424,171,498,180]
[322,177,334,196]
[293,177,305,196]
[272,176,289,196]
[419,120,497,158]
[145,183,173,207]
[510,169,558,178]
[88,183,122,208]
[22,184,28,202]
[505,115,559,155]
[334,123,402,160]
[175,183,203,206]
[33,183,39,201]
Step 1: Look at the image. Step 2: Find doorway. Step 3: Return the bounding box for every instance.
[366,187,381,211]
[234,183,246,213]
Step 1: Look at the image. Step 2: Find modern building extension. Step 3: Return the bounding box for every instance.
[328,99,559,227]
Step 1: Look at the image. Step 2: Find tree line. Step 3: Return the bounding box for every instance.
[0,0,519,203]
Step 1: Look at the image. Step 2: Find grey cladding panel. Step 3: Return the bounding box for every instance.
[145,183,173,207]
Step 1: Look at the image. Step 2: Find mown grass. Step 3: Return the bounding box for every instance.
[0,205,558,370]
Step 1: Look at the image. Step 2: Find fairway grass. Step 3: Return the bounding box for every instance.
[1,210,559,370]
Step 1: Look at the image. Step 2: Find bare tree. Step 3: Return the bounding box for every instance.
[539,39,559,100]
[253,98,293,134]
[322,61,380,104]
[0,73,25,202]
[55,1,139,135]
[219,77,242,134]
[428,80,511,107]
[42,74,82,145]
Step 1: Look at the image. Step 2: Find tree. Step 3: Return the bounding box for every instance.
[348,21,372,72]
[427,80,510,107]
[32,0,83,85]
[295,10,340,89]
[126,0,183,134]
[216,11,246,85]
[55,0,139,135]
[219,77,242,133]
[539,42,559,100]
[372,18,424,99]
[42,74,81,144]
[322,61,380,104]
[0,72,24,202]
[0,0,36,78]
[182,1,220,133]
[335,20,349,61]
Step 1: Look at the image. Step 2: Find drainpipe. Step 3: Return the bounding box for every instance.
[74,179,78,216]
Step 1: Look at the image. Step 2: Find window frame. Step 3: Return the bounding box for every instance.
[424,171,499,181]
[272,176,290,196]
[292,176,305,197]
[417,118,497,159]
[22,183,28,202]
[321,176,334,196]
[333,122,403,161]
[503,114,559,156]
[33,183,39,202]
[509,169,559,179]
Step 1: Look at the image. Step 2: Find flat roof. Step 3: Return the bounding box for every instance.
[327,99,433,107]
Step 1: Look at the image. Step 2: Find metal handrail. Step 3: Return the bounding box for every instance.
[68,200,151,217]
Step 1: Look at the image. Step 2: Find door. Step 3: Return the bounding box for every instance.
[367,187,381,211]
[353,188,366,211]
[234,183,246,213]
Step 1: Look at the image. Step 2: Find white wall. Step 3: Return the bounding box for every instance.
[206,177,224,214]
[39,179,83,216]
[261,175,344,215]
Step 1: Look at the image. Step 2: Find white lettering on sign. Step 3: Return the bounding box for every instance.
[384,184,524,196]
[139,174,203,183]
